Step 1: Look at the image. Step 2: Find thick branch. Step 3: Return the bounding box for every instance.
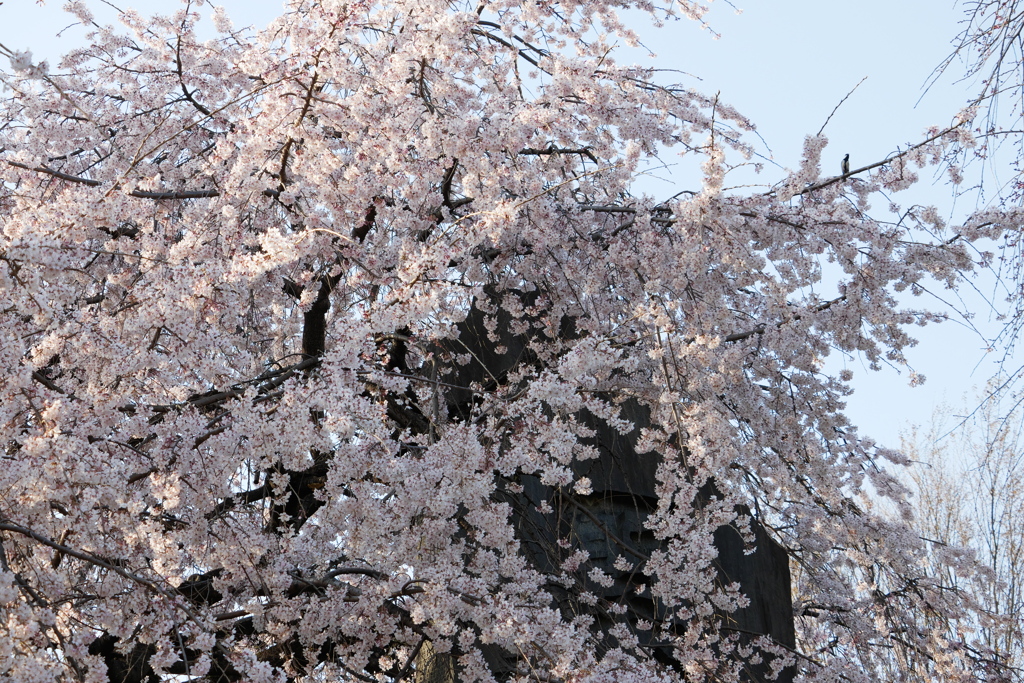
[130,189,220,199]
[520,145,598,163]
[6,160,102,186]
[0,520,171,599]
[792,122,965,195]
[4,160,280,200]
[302,274,342,358]
[175,34,212,117]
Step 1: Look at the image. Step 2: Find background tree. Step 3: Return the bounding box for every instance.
[899,388,1024,678]
[0,1,1019,682]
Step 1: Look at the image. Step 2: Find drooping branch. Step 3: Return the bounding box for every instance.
[0,520,197,616]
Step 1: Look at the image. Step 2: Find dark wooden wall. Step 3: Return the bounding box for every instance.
[422,291,795,682]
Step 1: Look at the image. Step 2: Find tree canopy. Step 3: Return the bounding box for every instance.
[0,1,1021,682]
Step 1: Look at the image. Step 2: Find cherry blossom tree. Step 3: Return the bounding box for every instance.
[1,1,1021,682]
[935,0,1024,196]
[932,0,1024,366]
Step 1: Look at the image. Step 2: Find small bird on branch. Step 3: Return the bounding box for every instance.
[841,153,850,177]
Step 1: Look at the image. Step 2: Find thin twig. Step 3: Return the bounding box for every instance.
[817,77,868,137]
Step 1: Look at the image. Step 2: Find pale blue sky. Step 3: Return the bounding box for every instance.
[1,0,1007,448]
